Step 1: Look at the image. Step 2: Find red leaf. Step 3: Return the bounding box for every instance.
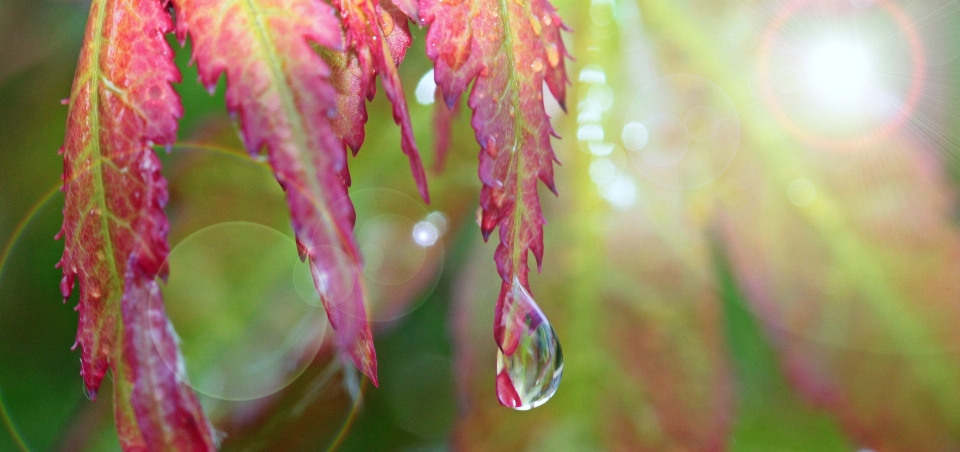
[59,0,215,448]
[172,0,379,384]
[331,0,430,202]
[329,53,367,158]
[420,0,569,350]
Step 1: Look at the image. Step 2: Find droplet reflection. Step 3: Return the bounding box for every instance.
[495,280,563,410]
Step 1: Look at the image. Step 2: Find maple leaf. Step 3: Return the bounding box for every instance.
[58,0,215,449]
[330,0,430,202]
[171,0,378,384]
[420,0,569,355]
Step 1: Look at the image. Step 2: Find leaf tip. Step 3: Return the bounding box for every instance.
[83,382,98,401]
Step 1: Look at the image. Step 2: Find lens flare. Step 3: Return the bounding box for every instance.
[805,39,873,108]
[757,0,926,151]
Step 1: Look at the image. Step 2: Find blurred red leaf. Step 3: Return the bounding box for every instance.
[720,142,960,450]
[171,0,378,384]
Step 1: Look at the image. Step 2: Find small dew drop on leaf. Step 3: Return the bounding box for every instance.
[495,279,563,410]
[545,43,560,68]
[529,15,542,36]
[531,58,544,72]
[380,11,395,35]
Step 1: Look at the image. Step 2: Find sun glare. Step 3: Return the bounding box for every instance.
[806,39,874,108]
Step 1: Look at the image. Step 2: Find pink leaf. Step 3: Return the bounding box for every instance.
[172,0,379,384]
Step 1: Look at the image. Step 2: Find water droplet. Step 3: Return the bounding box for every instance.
[542,14,553,26]
[495,279,563,410]
[529,15,542,36]
[485,136,498,158]
[545,43,560,68]
[531,58,544,72]
[380,11,395,36]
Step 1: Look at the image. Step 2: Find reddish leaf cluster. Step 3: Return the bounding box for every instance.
[171,0,381,385]
[59,0,568,448]
[330,0,430,201]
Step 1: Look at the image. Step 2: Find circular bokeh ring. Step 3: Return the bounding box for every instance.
[0,187,63,452]
[153,221,329,402]
[623,74,741,190]
[757,0,927,151]
[338,188,446,323]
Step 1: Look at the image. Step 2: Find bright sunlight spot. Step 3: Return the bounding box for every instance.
[806,39,873,108]
[412,221,439,247]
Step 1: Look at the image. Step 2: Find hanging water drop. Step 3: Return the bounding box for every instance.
[495,279,563,410]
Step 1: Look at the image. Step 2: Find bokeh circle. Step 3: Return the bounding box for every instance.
[156,221,327,401]
[341,188,446,323]
[623,74,740,189]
